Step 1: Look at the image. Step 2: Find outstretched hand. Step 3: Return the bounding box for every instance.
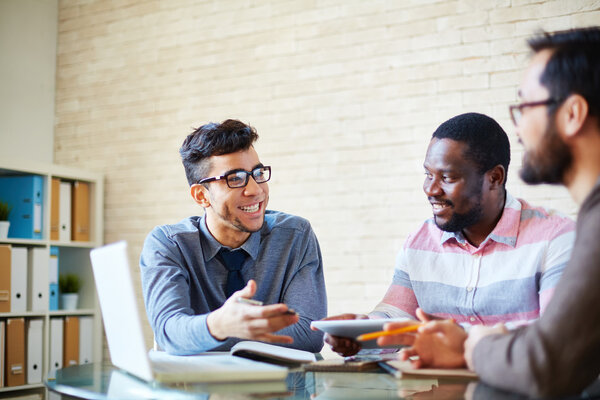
[207,279,299,343]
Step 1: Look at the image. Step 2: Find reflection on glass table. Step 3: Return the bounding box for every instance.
[45,362,600,400]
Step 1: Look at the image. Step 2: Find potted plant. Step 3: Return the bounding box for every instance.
[59,273,82,310]
[0,200,12,239]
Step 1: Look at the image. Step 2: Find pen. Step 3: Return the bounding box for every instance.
[236,297,263,306]
[356,323,424,341]
[236,297,297,315]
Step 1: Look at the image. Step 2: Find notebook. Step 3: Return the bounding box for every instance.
[89,240,288,383]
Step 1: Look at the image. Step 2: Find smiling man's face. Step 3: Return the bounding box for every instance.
[200,146,269,245]
[423,138,485,233]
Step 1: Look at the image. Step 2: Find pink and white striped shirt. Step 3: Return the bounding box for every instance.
[371,193,575,328]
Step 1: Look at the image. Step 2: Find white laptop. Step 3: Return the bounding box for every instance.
[89,240,288,383]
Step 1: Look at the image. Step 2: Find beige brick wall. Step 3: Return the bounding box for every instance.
[54,0,598,354]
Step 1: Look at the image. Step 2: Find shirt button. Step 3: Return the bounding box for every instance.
[470,317,476,322]
[466,287,473,292]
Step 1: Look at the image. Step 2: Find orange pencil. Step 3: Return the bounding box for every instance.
[356,323,424,341]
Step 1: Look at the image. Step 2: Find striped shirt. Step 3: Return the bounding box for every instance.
[371,193,575,328]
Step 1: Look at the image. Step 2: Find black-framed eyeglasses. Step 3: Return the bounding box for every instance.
[509,98,561,126]
[198,166,271,188]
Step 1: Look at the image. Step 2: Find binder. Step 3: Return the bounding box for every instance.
[0,245,10,312]
[0,175,44,239]
[50,178,60,240]
[28,247,49,311]
[26,319,43,384]
[63,316,80,367]
[11,246,28,312]
[58,181,72,242]
[79,316,94,364]
[49,246,59,311]
[5,318,25,387]
[49,317,64,376]
[0,320,4,387]
[71,181,90,242]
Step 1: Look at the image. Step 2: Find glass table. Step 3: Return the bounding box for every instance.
[46,362,599,399]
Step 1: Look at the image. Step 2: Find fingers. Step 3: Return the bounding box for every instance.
[232,279,257,300]
[320,313,360,321]
[376,332,416,347]
[254,333,294,344]
[416,308,440,322]
[324,334,361,357]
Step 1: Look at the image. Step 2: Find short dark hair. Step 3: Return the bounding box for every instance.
[528,27,600,124]
[432,113,511,185]
[179,119,259,185]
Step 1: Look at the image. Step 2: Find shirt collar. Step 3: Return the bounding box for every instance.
[198,214,261,262]
[440,192,520,248]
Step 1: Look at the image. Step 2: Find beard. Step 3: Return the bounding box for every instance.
[519,119,573,185]
[434,199,484,233]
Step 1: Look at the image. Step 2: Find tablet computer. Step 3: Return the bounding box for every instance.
[311,318,410,349]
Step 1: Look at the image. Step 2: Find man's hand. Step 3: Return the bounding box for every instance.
[312,314,368,357]
[376,308,440,347]
[397,319,468,368]
[206,279,299,343]
[464,323,507,370]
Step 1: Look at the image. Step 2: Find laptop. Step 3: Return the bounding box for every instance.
[89,240,288,383]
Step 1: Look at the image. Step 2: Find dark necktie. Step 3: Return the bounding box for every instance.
[219,248,247,297]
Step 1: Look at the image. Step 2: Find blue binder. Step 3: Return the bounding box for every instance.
[0,175,44,239]
[49,246,59,310]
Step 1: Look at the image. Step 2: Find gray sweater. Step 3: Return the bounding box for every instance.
[140,210,327,355]
[472,179,600,398]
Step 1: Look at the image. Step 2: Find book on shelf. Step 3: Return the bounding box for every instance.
[0,244,10,312]
[71,181,90,241]
[49,246,59,311]
[0,175,44,240]
[6,317,26,387]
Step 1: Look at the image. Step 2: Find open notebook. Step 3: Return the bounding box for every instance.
[89,241,288,383]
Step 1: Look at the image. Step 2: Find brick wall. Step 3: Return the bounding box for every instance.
[54,0,599,353]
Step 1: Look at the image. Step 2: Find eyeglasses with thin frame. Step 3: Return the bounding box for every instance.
[509,98,561,126]
[198,166,271,188]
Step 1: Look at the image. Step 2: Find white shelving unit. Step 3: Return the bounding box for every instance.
[0,158,103,399]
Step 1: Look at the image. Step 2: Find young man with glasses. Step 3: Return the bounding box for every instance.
[380,27,600,398]
[140,119,327,354]
[320,112,575,357]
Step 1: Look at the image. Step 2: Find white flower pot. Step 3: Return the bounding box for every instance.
[0,221,9,239]
[61,293,79,310]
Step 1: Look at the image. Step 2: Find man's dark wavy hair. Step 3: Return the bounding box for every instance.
[432,112,510,186]
[179,119,259,186]
[528,27,600,125]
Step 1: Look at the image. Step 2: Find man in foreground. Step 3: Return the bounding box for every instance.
[381,27,600,398]
[321,113,574,357]
[140,119,327,354]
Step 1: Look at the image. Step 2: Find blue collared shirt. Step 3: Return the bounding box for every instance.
[140,210,327,354]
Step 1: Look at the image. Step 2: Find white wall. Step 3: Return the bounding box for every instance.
[0,0,57,163]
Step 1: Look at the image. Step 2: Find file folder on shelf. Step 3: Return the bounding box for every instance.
[0,175,44,239]
[28,247,49,311]
[50,178,60,241]
[6,318,25,387]
[27,319,43,384]
[0,245,10,312]
[71,181,90,242]
[64,316,80,367]
[58,181,72,242]
[49,317,64,377]
[79,316,94,365]
[11,246,28,313]
[0,320,4,387]
[49,246,59,311]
